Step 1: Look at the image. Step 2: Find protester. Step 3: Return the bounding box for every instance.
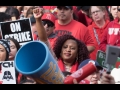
[0,12,11,22]
[0,12,11,39]
[15,6,23,14]
[54,6,95,53]
[54,34,90,73]
[22,6,35,18]
[77,6,93,26]
[6,38,36,84]
[64,59,103,84]
[30,12,57,48]
[87,6,110,60]
[99,6,120,52]
[41,12,57,48]
[5,38,25,84]
[100,72,115,84]
[109,6,118,20]
[78,59,103,84]
[33,7,90,74]
[5,6,20,20]
[6,38,20,61]
[0,39,10,61]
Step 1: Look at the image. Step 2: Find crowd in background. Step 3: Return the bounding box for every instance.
[0,6,119,84]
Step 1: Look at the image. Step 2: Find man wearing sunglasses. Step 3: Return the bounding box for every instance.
[30,12,57,48]
[41,13,57,48]
[99,6,120,52]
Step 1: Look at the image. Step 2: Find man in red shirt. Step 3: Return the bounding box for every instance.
[54,6,95,53]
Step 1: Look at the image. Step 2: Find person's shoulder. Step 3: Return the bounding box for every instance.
[87,24,93,29]
[106,20,116,28]
[72,20,87,28]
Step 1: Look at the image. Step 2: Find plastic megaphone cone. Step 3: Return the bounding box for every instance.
[15,41,65,84]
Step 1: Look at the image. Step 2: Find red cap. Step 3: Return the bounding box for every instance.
[41,13,56,24]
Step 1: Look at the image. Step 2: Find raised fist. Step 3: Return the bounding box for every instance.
[33,7,44,19]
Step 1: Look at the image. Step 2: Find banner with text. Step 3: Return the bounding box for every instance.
[96,50,120,70]
[0,18,34,46]
[0,61,16,84]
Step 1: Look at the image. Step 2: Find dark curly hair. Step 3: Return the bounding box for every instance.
[53,34,90,64]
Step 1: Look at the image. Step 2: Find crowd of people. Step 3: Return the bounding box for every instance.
[0,6,119,84]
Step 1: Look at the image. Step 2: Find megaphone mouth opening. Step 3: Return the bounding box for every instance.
[15,41,49,75]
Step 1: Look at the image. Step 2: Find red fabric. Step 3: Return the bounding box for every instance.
[79,79,90,84]
[54,19,95,47]
[43,6,57,10]
[43,6,57,16]
[33,33,38,40]
[99,18,120,52]
[105,9,110,21]
[48,37,57,49]
[78,10,92,26]
[88,20,110,60]
[72,6,79,20]
[17,73,22,84]
[57,59,79,73]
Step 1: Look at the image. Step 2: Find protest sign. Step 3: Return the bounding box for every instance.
[0,18,34,46]
[96,50,120,69]
[0,61,16,84]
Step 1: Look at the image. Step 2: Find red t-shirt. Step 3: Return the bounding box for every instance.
[48,33,57,49]
[88,20,110,60]
[54,19,95,46]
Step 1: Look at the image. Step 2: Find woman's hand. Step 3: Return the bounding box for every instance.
[33,7,44,20]
[100,72,115,84]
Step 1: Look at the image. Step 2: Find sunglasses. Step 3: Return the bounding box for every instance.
[42,20,54,27]
[118,8,120,12]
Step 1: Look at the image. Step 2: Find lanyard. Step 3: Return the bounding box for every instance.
[93,28,100,45]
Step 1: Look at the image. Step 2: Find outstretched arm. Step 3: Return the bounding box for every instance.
[33,7,47,42]
[33,7,57,60]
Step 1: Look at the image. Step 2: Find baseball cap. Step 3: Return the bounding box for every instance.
[57,6,73,10]
[41,13,56,25]
[78,59,103,70]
